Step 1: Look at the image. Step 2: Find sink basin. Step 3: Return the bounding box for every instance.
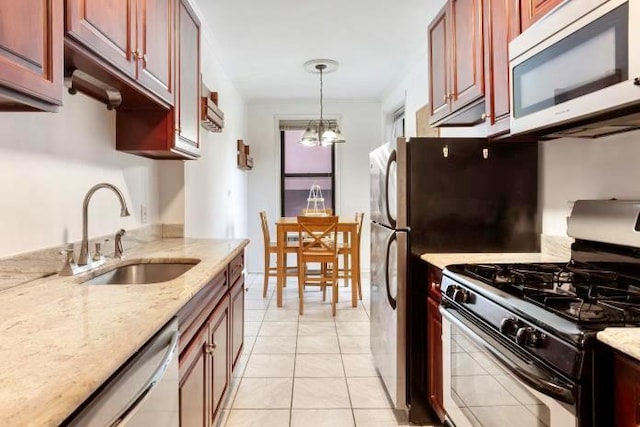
[84,261,199,285]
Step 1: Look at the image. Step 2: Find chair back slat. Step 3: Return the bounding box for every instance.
[259,210,271,249]
[297,215,339,257]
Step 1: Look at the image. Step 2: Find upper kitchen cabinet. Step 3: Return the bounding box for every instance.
[428,0,485,126]
[65,0,173,105]
[115,0,200,159]
[520,0,565,31]
[483,0,521,136]
[0,0,63,111]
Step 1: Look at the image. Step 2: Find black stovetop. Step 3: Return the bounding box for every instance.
[461,260,640,327]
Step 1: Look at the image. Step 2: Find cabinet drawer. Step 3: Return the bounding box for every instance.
[229,252,244,285]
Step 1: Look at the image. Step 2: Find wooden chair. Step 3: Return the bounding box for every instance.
[300,208,333,216]
[260,210,297,298]
[337,212,364,299]
[296,215,340,316]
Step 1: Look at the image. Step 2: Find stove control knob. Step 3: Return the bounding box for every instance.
[515,327,546,347]
[445,285,458,298]
[500,318,518,335]
[452,288,470,304]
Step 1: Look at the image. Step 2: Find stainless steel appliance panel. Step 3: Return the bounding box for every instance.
[441,308,576,427]
[67,319,179,427]
[370,222,407,409]
[370,140,398,229]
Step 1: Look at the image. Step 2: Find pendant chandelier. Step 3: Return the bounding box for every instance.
[299,60,346,147]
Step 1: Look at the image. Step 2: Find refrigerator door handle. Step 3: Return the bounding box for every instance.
[384,231,397,310]
[384,150,397,229]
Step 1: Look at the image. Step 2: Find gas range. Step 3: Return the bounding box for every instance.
[438,200,640,427]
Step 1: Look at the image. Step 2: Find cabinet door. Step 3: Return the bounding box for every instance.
[427,296,445,421]
[450,0,484,112]
[179,324,209,427]
[483,0,521,136]
[615,353,640,427]
[137,0,173,104]
[520,0,564,31]
[230,278,245,370]
[0,0,63,108]
[66,0,136,77]
[174,0,200,157]
[209,298,229,422]
[428,5,451,124]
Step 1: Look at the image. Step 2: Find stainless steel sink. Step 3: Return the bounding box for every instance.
[84,261,199,285]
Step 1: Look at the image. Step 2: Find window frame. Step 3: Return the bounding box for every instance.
[280,129,336,217]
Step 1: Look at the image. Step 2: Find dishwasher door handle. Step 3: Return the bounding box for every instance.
[109,330,179,427]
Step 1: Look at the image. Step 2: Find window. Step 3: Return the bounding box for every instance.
[280,129,335,217]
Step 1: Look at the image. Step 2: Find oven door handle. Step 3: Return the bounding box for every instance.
[440,306,576,404]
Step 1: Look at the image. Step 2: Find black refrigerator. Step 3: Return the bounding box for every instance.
[369,137,539,423]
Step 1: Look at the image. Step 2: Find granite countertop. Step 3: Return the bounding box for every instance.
[597,328,640,361]
[0,237,248,427]
[421,252,569,270]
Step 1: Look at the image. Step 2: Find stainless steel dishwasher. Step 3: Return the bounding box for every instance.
[65,318,179,427]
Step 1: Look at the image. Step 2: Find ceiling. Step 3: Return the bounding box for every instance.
[194,0,444,101]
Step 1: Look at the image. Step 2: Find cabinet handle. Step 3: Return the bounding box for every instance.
[481,112,491,120]
[142,53,148,63]
[205,343,217,354]
[431,281,440,290]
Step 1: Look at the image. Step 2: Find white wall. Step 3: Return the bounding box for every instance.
[184,4,249,240]
[541,130,640,235]
[246,100,382,273]
[0,92,164,258]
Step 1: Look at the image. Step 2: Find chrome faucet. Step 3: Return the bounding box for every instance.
[78,183,130,265]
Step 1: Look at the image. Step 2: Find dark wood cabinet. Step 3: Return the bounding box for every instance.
[115,0,199,159]
[209,297,229,421]
[428,7,450,123]
[230,275,245,370]
[136,0,174,103]
[428,0,484,125]
[66,0,137,78]
[426,265,445,422]
[66,0,173,104]
[177,251,244,427]
[483,0,521,136]
[0,0,63,111]
[520,0,565,31]
[179,321,209,427]
[614,352,640,427]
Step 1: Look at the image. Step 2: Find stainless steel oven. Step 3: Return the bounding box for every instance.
[440,307,577,427]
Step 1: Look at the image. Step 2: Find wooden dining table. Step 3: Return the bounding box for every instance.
[275,216,360,309]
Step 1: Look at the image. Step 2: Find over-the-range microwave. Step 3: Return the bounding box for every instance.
[509,0,640,138]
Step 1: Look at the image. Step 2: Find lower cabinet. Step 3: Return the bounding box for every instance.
[614,352,640,427]
[427,264,445,422]
[178,251,244,427]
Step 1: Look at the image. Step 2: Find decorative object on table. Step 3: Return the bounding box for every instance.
[237,140,253,170]
[200,89,224,132]
[305,183,327,215]
[298,59,346,146]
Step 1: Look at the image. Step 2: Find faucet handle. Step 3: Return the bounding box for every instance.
[93,240,109,262]
[115,229,126,259]
[59,247,77,276]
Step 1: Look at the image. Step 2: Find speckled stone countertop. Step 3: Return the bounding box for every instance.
[421,235,573,270]
[421,252,569,270]
[0,237,248,427]
[597,328,640,361]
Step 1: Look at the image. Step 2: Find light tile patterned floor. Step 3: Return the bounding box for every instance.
[218,273,417,427]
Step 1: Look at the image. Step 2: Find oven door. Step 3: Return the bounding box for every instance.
[440,306,577,427]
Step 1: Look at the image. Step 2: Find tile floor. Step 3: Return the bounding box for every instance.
[217,273,416,427]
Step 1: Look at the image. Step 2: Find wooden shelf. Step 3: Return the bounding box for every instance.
[201,90,224,132]
[237,140,253,170]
